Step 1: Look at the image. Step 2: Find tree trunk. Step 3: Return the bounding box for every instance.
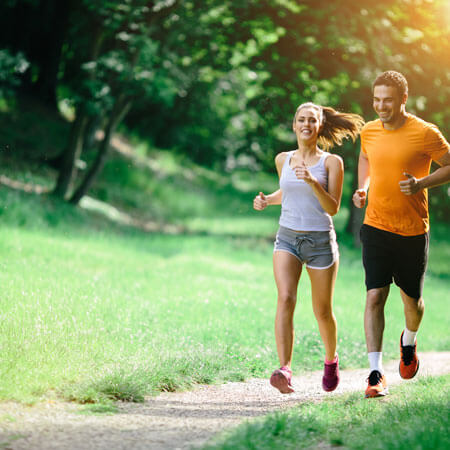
[51,24,105,198]
[69,97,132,205]
[32,0,74,108]
[52,111,89,199]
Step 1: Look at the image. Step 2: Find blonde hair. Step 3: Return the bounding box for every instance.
[294,102,364,150]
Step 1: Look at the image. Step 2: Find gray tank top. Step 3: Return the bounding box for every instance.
[279,151,333,231]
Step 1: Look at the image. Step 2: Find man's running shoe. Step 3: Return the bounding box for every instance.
[399,331,419,379]
[365,370,388,398]
[322,355,340,392]
[270,366,294,394]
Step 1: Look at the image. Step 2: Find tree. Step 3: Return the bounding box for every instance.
[1,0,448,224]
[53,0,181,201]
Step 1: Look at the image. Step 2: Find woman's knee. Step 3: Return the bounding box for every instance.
[313,306,334,323]
[277,291,297,309]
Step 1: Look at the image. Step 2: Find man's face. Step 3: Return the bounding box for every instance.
[373,85,406,125]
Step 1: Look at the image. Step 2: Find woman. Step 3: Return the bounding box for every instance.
[254,102,364,393]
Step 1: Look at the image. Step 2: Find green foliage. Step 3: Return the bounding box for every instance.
[0,50,29,98]
[1,0,449,214]
[0,95,70,160]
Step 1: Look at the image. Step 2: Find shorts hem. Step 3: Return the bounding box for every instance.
[365,281,392,291]
[393,282,422,300]
[306,256,339,270]
[273,249,303,263]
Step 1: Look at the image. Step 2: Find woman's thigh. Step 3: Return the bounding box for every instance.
[273,250,303,298]
[306,261,339,312]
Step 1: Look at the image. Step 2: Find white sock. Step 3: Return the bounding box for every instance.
[368,352,383,374]
[402,328,417,346]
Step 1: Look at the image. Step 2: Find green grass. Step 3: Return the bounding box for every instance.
[0,182,448,406]
[0,117,448,407]
[205,375,450,450]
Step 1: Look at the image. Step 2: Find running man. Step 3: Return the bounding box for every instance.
[353,70,450,398]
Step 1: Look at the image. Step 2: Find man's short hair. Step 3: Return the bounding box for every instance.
[373,71,408,98]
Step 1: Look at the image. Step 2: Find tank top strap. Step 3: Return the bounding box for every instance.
[318,151,330,167]
[282,150,295,171]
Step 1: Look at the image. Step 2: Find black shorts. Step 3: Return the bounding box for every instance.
[360,224,429,299]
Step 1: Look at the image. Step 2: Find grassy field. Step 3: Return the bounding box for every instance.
[0,143,448,408]
[205,375,450,450]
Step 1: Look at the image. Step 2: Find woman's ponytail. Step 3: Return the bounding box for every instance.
[318,107,364,150]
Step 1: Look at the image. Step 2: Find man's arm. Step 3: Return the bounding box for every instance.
[352,150,370,208]
[399,151,450,195]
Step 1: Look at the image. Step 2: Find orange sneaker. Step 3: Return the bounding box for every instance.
[365,370,388,398]
[399,331,419,379]
[270,366,294,394]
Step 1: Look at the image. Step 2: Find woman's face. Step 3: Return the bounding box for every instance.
[293,106,322,142]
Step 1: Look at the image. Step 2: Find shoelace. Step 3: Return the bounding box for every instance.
[324,362,337,377]
[368,370,382,386]
[401,345,415,366]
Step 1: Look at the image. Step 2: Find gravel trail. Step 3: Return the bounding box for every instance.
[1,352,449,450]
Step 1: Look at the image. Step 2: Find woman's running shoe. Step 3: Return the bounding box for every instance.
[322,355,340,392]
[270,366,294,393]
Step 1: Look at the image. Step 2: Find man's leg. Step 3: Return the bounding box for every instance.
[393,231,428,379]
[364,286,390,398]
[400,289,424,334]
[398,289,423,379]
[365,286,390,353]
[359,225,393,397]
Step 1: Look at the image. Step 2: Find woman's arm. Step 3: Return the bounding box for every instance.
[294,154,344,216]
[253,152,287,210]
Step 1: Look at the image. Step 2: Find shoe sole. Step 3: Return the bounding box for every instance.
[270,372,294,394]
[399,359,420,379]
[322,379,339,392]
[365,387,389,398]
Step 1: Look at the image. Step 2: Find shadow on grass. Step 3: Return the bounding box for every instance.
[0,181,275,243]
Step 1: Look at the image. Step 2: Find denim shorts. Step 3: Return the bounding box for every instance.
[274,226,339,269]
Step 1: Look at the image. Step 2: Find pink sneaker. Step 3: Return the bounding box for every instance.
[322,355,339,392]
[270,366,294,394]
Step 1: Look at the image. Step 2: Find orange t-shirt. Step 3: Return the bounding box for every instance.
[361,114,449,236]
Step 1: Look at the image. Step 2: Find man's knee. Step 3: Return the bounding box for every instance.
[402,292,425,313]
[366,287,389,309]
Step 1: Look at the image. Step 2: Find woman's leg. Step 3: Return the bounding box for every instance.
[307,261,338,361]
[273,250,303,367]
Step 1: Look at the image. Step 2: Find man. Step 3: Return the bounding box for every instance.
[352,70,450,398]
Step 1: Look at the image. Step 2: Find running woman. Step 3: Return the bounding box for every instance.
[353,70,450,398]
[254,102,364,393]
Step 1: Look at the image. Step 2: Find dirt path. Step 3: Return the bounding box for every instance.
[1,352,449,450]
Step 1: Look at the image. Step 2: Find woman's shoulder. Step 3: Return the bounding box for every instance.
[275,151,293,175]
[324,152,344,169]
[274,150,292,165]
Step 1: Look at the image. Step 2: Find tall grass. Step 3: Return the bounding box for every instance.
[0,146,448,405]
